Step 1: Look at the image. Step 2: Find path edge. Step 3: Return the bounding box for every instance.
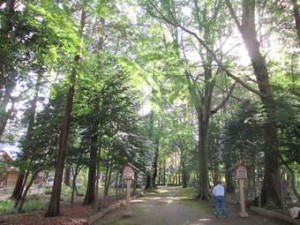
[88,196,138,225]
[250,206,300,225]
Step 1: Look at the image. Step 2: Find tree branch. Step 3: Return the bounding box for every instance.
[146,3,266,97]
[225,0,243,32]
[211,81,237,114]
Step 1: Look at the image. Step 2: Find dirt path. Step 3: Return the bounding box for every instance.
[97,186,291,225]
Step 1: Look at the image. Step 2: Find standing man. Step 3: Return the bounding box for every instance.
[212,181,228,218]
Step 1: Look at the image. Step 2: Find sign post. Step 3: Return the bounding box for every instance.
[122,164,135,216]
[236,164,248,218]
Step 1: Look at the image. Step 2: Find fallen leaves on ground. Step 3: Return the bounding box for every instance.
[0,203,93,225]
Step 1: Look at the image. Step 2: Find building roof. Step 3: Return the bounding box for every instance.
[0,150,13,162]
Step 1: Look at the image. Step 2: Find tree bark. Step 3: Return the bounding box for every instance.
[11,172,25,200]
[45,54,78,217]
[144,173,153,190]
[152,140,159,189]
[0,85,16,137]
[144,110,155,191]
[291,0,300,46]
[0,0,17,138]
[15,170,39,213]
[70,165,80,204]
[64,166,71,186]
[82,133,98,205]
[104,163,112,196]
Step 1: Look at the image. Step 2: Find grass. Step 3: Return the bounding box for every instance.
[0,195,48,215]
[61,185,85,196]
[0,199,14,214]
[22,197,48,213]
[0,196,48,215]
[44,184,86,196]
[0,185,138,216]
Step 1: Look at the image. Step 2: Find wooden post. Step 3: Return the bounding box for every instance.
[239,179,248,217]
[122,164,136,216]
[126,179,132,208]
[236,164,248,218]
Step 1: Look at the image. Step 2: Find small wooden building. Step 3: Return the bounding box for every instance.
[0,150,18,187]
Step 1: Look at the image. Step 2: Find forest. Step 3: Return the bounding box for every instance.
[0,0,300,219]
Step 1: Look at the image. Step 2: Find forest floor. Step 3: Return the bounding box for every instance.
[0,186,298,225]
[0,187,119,225]
[0,202,92,225]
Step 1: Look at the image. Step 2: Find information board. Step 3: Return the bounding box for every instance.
[236,164,247,179]
[123,165,134,180]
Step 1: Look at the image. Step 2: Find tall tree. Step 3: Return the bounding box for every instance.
[225,0,282,207]
[142,0,236,200]
[291,0,300,46]
[11,71,43,202]
[45,2,83,217]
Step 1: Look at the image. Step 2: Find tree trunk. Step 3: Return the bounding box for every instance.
[0,0,17,138]
[239,0,281,207]
[144,173,153,190]
[178,139,188,188]
[45,54,78,217]
[145,109,155,191]
[104,164,112,196]
[82,116,101,206]
[163,159,166,185]
[225,165,235,194]
[196,62,215,200]
[152,140,159,189]
[11,172,25,200]
[291,0,300,46]
[181,162,188,188]
[285,163,300,202]
[70,165,80,204]
[0,91,16,137]
[197,111,211,200]
[71,175,76,204]
[82,70,101,206]
[64,166,71,186]
[14,171,29,207]
[15,171,39,213]
[82,141,97,205]
[11,71,42,200]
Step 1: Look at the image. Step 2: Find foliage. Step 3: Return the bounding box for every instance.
[22,197,48,213]
[0,199,14,215]
[222,99,265,165]
[61,185,85,196]
[0,197,47,215]
[71,52,149,172]
[273,96,300,164]
[18,84,66,171]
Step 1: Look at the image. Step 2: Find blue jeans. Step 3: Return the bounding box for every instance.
[214,196,227,216]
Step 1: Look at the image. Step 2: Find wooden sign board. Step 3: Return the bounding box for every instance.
[236,164,247,180]
[123,165,134,180]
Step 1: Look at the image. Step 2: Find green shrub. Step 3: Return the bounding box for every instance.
[22,198,48,213]
[44,190,52,195]
[61,185,85,196]
[0,198,48,215]
[61,185,72,195]
[0,199,14,214]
